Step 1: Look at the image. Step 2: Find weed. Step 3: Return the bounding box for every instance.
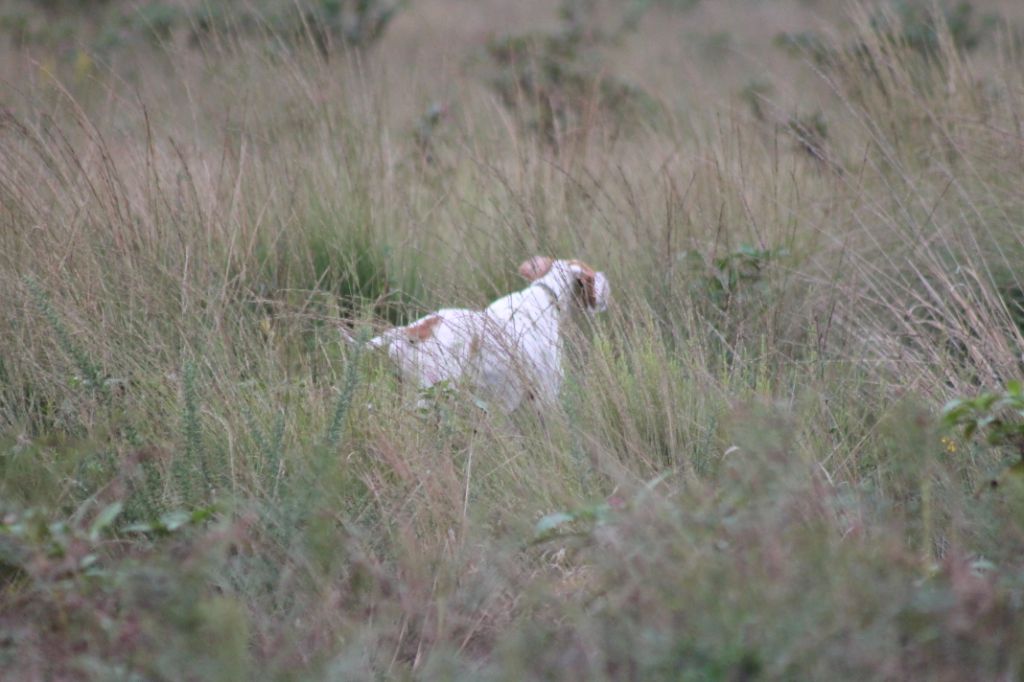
[323,333,366,450]
[24,277,108,406]
[171,361,209,506]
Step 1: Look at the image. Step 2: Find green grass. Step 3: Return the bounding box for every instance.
[3,0,1024,679]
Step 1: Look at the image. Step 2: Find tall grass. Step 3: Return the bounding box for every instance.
[2,0,1024,679]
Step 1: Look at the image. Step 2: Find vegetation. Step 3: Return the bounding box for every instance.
[479,0,658,148]
[1,0,405,54]
[3,0,1024,679]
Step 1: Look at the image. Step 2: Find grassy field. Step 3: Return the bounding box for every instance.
[3,0,1024,679]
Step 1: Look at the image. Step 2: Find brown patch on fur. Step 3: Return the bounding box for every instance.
[577,271,598,308]
[518,256,554,281]
[405,315,442,342]
[568,259,598,308]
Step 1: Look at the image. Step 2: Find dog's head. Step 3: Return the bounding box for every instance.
[518,256,610,314]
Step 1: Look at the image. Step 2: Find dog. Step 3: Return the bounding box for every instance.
[360,257,610,412]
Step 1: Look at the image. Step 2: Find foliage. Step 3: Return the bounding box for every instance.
[25,277,109,407]
[878,0,997,58]
[777,1,998,67]
[774,0,1001,112]
[0,502,240,679]
[533,497,618,542]
[943,380,1024,454]
[676,244,787,347]
[5,0,1024,678]
[189,0,407,55]
[323,335,366,450]
[0,0,405,54]
[699,245,782,307]
[481,0,658,148]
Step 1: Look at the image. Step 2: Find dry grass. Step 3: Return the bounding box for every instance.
[2,0,1024,679]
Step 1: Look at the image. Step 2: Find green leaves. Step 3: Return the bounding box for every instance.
[87,501,123,542]
[776,1,997,67]
[534,512,576,537]
[942,381,1024,454]
[677,245,787,313]
[123,506,216,536]
[533,501,616,542]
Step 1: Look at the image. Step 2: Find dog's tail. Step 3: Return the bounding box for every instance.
[340,323,387,348]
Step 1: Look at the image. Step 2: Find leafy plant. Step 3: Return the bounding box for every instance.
[323,334,367,450]
[878,0,997,59]
[0,500,231,678]
[173,360,212,507]
[25,276,108,405]
[0,0,406,56]
[123,506,217,537]
[0,501,212,582]
[943,380,1024,454]
[533,498,620,543]
[776,1,999,69]
[943,381,1024,495]
[481,0,657,147]
[679,244,785,312]
[189,0,406,55]
[303,0,407,52]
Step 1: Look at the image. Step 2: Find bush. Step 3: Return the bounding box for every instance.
[777,1,998,67]
[480,0,658,148]
[189,0,406,55]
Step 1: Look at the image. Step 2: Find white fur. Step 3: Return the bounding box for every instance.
[368,307,486,389]
[363,259,610,412]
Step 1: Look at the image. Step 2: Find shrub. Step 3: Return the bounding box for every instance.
[189,0,406,55]
[777,1,998,67]
[480,0,658,148]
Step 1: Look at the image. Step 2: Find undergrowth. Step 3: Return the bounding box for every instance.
[3,0,1024,679]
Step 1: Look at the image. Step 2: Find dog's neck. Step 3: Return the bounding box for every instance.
[531,263,579,315]
[531,280,561,309]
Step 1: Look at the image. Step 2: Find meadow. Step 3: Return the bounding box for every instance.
[3,0,1024,679]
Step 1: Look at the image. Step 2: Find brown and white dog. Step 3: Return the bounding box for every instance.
[362,257,610,412]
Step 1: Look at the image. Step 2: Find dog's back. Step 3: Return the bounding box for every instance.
[369,308,485,388]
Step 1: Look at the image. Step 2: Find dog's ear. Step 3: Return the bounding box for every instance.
[576,269,598,309]
[567,260,608,312]
[518,256,554,281]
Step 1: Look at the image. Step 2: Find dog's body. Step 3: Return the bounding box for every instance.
[364,257,609,412]
[367,306,488,394]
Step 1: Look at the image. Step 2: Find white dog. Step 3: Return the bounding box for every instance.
[362,257,610,412]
